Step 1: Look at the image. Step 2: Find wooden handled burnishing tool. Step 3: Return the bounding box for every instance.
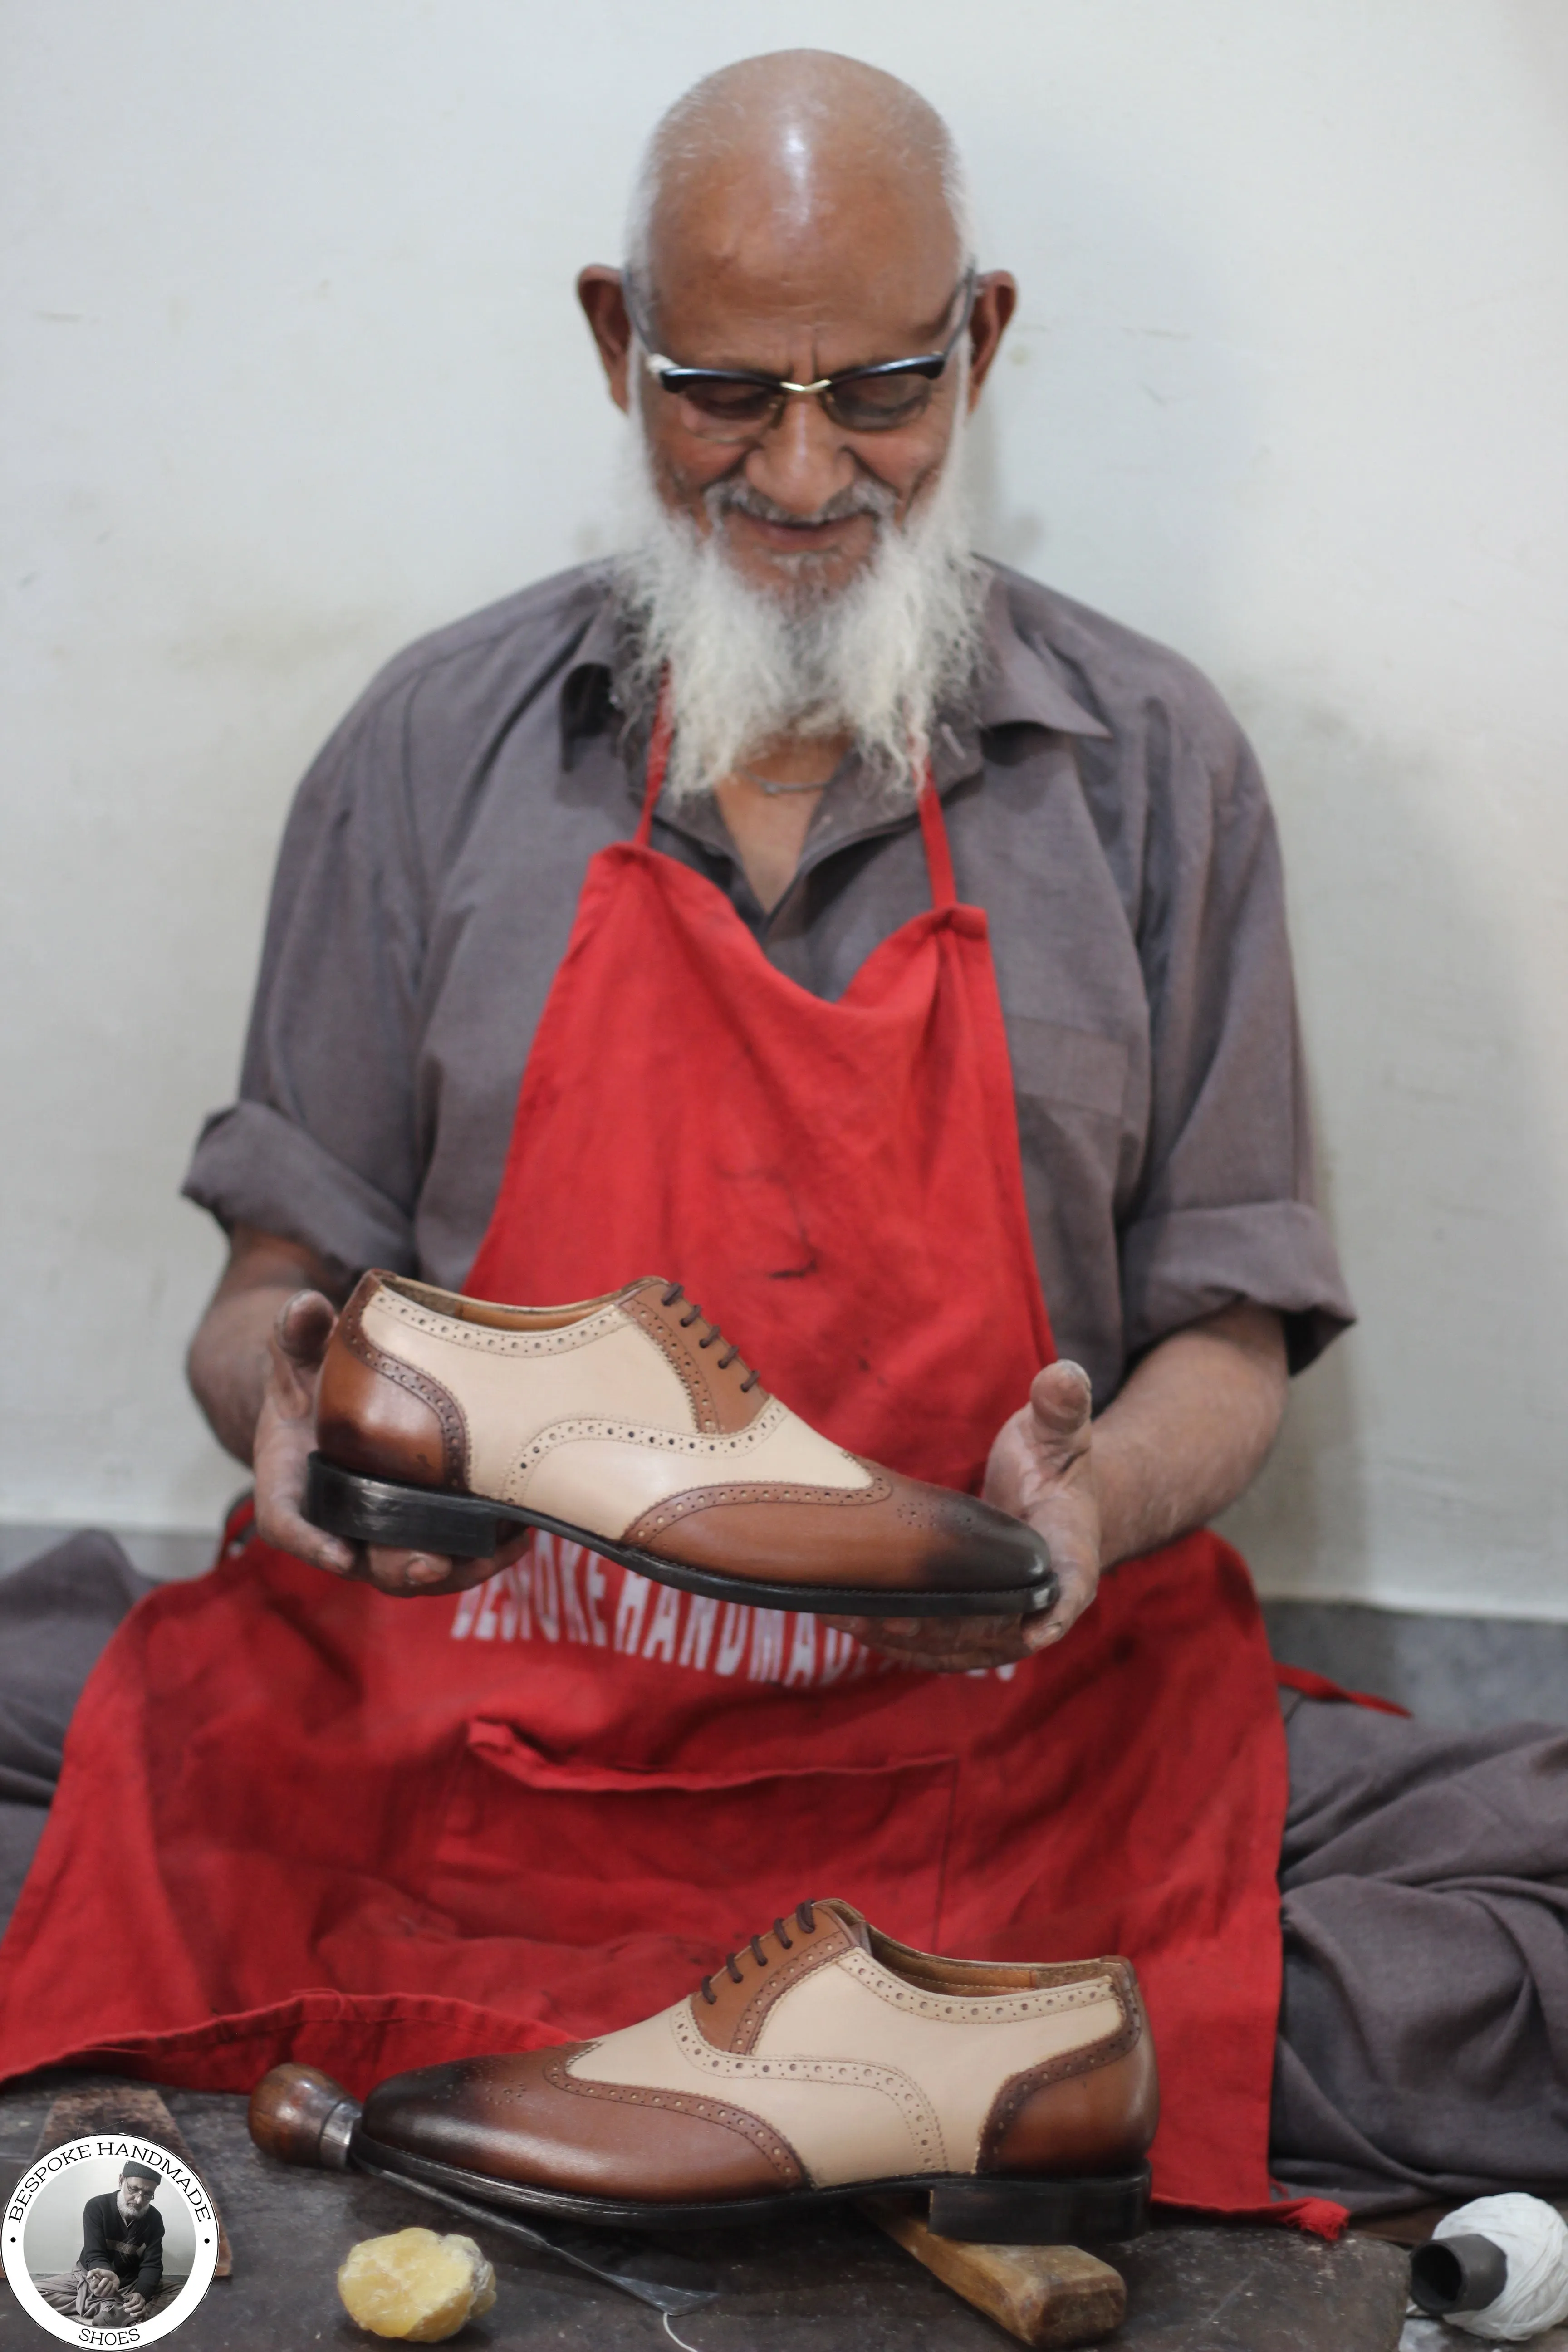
[247,2063,716,2318]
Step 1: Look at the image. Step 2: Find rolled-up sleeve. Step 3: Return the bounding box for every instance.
[181,672,428,1285]
[1117,702,1355,1373]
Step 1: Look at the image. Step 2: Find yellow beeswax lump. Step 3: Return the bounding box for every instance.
[337,2226,498,2342]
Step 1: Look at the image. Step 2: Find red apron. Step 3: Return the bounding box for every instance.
[0,729,1343,2234]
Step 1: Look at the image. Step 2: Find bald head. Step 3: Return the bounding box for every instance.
[626,50,973,297]
[579,47,1014,622]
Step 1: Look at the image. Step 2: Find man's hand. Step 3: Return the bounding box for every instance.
[189,1231,512,1599]
[253,1289,506,1598]
[826,1361,1099,1674]
[84,2268,118,2299]
[826,1303,1290,1677]
[119,2289,147,2319]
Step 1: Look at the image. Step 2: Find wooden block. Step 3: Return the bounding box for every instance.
[0,2082,233,2279]
[863,2196,1125,2348]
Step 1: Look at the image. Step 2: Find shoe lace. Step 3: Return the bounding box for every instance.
[699,1900,817,2004]
[661,1284,761,1392]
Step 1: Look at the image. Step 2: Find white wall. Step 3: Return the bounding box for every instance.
[3,1,1564,1615]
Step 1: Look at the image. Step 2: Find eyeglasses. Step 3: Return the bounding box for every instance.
[626,268,977,441]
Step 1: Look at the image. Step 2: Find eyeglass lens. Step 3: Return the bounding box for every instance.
[671,364,942,439]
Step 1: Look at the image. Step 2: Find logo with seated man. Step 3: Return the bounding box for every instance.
[5,2141,218,2343]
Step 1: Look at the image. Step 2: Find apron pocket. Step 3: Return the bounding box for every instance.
[427,1719,958,1964]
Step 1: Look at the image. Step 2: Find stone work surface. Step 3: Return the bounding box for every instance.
[1,2073,1411,2351]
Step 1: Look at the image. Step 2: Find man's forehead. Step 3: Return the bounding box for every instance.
[634,50,965,351]
[643,178,960,371]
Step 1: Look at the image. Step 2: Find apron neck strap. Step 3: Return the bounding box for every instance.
[637,675,958,911]
[916,765,957,909]
[634,682,676,848]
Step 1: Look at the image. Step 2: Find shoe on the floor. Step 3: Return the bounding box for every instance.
[355,1898,1156,2242]
[305,1272,1054,1618]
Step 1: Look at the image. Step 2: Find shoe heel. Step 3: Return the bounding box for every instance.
[304,1454,508,1560]
[926,2165,1151,2244]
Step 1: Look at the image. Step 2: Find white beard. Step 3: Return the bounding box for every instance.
[614,397,986,806]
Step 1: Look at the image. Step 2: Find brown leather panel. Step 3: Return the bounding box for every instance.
[625,1468,1048,1595]
[866,1934,1126,1999]
[622,1282,769,1434]
[362,2048,801,2202]
[977,1967,1160,2176]
[539,2054,802,2186]
[978,2040,1160,2176]
[691,1904,855,2053]
[627,1475,893,1536]
[318,1280,469,1488]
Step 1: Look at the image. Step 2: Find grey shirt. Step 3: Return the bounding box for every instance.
[184,559,1353,1407]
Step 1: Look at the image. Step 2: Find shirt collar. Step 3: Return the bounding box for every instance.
[972,570,1110,739]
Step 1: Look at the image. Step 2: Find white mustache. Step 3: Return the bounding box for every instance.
[704,475,899,531]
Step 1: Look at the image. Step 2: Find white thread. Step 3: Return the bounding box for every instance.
[1429,2195,1568,2340]
[663,2314,705,2352]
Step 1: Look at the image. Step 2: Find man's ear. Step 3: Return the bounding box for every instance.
[578,267,634,415]
[965,271,1018,408]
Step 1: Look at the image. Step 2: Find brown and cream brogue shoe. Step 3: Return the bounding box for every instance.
[304,1272,1054,1617]
[354,1899,1156,2243]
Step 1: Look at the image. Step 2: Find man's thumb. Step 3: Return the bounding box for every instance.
[273,1289,338,1379]
[1027,1359,1093,1450]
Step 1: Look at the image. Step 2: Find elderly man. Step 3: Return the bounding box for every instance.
[0,51,1563,2228]
[35,2162,165,2328]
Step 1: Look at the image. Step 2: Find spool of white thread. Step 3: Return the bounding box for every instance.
[1418,2195,1568,2341]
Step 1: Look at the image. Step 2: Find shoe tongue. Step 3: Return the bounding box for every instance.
[814,1898,871,1952]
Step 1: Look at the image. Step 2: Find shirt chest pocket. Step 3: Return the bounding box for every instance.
[1005,1017,1129,1122]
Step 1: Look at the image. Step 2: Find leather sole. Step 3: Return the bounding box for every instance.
[353,2128,1150,2244]
[304,1454,1058,1620]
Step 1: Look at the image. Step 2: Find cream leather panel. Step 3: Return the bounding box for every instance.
[512,1396,874,1530]
[360,1293,693,1496]
[568,2002,943,2183]
[753,1957,1125,2174]
[567,1955,1124,2185]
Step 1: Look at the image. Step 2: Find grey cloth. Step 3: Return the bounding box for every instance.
[1271,1691,1568,2210]
[0,1531,152,1928]
[181,559,1354,1408]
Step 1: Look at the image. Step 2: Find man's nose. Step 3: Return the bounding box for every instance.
[741,393,858,515]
